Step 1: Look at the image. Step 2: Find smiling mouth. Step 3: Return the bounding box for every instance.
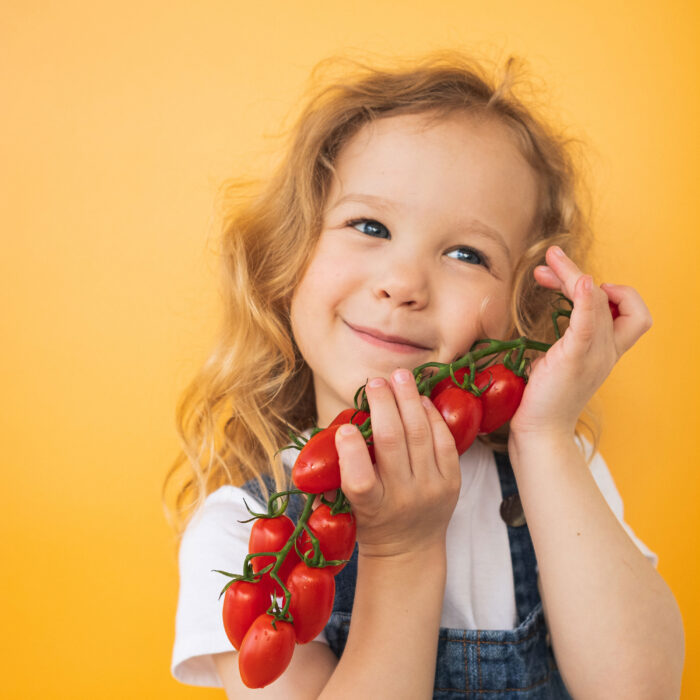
[344,321,432,354]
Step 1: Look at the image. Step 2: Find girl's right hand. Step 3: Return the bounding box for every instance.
[334,368,462,559]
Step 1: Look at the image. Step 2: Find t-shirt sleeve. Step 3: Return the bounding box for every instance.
[578,437,659,568]
[170,485,328,687]
[170,486,259,686]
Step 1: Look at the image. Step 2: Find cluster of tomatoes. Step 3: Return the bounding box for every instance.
[221,497,356,688]
[221,361,528,688]
[292,362,527,493]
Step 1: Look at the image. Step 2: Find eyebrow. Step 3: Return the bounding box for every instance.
[330,193,511,261]
[331,193,402,212]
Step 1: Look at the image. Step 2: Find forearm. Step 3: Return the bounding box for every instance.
[509,431,684,699]
[318,545,446,700]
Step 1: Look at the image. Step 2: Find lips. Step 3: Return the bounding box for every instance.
[344,321,432,353]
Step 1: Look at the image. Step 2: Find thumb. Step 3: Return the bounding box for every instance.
[335,423,381,509]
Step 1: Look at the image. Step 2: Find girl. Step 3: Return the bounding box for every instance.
[165,52,684,698]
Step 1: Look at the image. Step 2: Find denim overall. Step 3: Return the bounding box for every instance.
[242,450,571,699]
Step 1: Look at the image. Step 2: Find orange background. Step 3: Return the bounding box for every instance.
[2,1,698,697]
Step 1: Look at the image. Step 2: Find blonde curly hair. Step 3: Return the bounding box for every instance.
[163,50,600,537]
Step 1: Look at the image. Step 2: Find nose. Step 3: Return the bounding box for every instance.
[372,255,430,309]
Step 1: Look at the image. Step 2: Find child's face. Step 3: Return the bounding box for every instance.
[291,111,540,425]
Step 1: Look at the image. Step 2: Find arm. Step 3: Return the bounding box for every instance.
[510,431,684,699]
[321,373,461,699]
[318,545,447,699]
[508,246,684,699]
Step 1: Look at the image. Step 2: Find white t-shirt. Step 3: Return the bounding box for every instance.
[170,438,657,687]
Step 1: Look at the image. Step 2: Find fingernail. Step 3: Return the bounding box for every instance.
[420,396,433,410]
[393,369,412,384]
[338,424,356,437]
[368,377,385,389]
[584,275,592,291]
[552,246,565,258]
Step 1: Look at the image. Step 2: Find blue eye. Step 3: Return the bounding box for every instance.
[446,247,489,267]
[347,218,390,239]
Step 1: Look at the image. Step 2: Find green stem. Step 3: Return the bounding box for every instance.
[414,337,551,396]
[266,493,316,622]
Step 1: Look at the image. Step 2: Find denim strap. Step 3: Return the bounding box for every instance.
[494,450,541,623]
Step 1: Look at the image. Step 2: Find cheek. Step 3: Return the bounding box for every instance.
[293,246,346,304]
[291,257,327,318]
[289,253,343,350]
[441,286,512,357]
[289,273,318,354]
[478,294,511,338]
[290,299,319,359]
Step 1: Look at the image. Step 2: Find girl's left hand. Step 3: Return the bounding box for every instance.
[508,245,653,439]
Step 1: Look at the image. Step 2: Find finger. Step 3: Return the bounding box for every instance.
[335,423,382,510]
[389,368,434,477]
[420,396,460,483]
[600,283,653,353]
[562,272,610,356]
[533,264,562,290]
[544,246,588,300]
[544,246,615,348]
[364,376,411,481]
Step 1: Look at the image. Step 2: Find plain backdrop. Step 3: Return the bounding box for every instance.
[1,1,698,697]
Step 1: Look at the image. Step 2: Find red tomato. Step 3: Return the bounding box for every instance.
[292,426,342,493]
[328,408,375,463]
[329,408,370,428]
[608,300,620,319]
[431,386,483,454]
[222,577,273,650]
[238,613,296,688]
[285,562,336,644]
[297,504,357,575]
[249,515,300,594]
[364,439,376,464]
[473,364,526,434]
[430,367,470,399]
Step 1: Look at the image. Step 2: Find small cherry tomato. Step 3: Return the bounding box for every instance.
[608,300,620,319]
[292,426,342,493]
[430,367,470,400]
[329,408,370,428]
[297,504,357,575]
[473,364,526,434]
[249,515,300,594]
[238,613,296,688]
[431,386,483,454]
[285,562,336,644]
[328,408,375,463]
[222,577,273,650]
